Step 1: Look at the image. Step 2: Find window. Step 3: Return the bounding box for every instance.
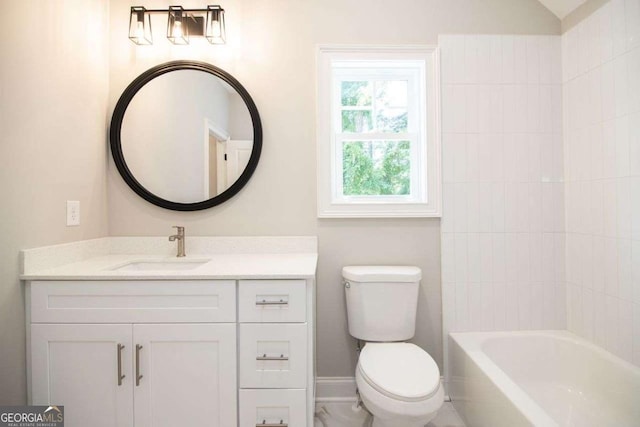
[317,46,441,217]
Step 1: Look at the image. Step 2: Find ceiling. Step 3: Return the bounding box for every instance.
[536,0,588,19]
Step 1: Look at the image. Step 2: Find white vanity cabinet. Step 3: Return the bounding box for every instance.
[26,277,315,427]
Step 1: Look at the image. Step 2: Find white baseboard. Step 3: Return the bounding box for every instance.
[316,377,357,403]
[315,376,448,403]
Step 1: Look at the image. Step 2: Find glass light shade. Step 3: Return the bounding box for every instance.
[205,6,226,44]
[167,6,189,45]
[129,7,152,45]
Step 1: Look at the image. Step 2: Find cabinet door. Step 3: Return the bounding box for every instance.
[31,324,133,427]
[133,324,236,427]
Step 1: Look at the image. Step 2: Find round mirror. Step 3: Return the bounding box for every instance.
[110,61,262,211]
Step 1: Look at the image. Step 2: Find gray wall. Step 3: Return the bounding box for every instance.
[107,0,559,377]
[0,0,110,404]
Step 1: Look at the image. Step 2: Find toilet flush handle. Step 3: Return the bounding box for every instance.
[344,280,351,289]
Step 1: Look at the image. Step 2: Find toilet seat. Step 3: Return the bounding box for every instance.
[358,343,440,402]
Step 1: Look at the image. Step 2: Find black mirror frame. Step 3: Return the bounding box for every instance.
[110,60,262,211]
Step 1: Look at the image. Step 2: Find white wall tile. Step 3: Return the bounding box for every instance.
[606,294,621,353]
[583,287,595,340]
[514,36,528,84]
[492,183,506,232]
[588,68,603,125]
[467,233,481,283]
[605,237,619,296]
[613,0,628,56]
[455,282,469,331]
[442,233,455,283]
[600,3,614,62]
[603,120,618,178]
[518,284,533,329]
[454,233,469,283]
[632,177,640,240]
[617,178,632,238]
[630,112,640,175]
[467,184,480,233]
[564,28,578,82]
[613,55,629,118]
[466,134,480,182]
[618,238,633,300]
[465,85,479,133]
[627,48,640,114]
[464,36,479,84]
[625,0,640,50]
[476,35,502,84]
[503,85,527,133]
[593,236,607,293]
[594,291,608,347]
[590,124,605,179]
[492,233,506,283]
[477,183,493,232]
[577,20,590,75]
[601,61,616,121]
[620,299,634,361]
[442,183,455,232]
[540,86,553,134]
[443,85,467,133]
[453,183,468,232]
[634,302,640,365]
[440,35,466,84]
[501,36,515,84]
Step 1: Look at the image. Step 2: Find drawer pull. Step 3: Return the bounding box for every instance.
[256,299,288,306]
[257,421,287,427]
[136,344,143,386]
[117,344,125,386]
[256,354,289,361]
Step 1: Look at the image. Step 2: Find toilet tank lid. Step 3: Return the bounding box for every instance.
[342,266,422,282]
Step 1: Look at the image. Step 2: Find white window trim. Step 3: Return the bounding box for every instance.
[316,45,442,218]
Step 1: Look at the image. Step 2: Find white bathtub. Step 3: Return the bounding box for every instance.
[448,330,640,427]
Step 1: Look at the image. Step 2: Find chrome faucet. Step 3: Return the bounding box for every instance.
[168,226,186,257]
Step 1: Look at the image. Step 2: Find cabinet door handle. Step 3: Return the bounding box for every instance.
[256,299,288,306]
[256,354,289,361]
[256,421,288,427]
[135,344,143,386]
[117,344,125,386]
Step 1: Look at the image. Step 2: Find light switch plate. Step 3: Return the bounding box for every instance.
[66,201,80,226]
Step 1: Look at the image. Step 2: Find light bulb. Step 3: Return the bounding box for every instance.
[135,21,145,40]
[173,21,183,38]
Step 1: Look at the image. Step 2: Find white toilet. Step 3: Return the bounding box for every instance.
[343,266,444,427]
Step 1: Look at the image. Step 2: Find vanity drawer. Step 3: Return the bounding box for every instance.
[239,323,307,389]
[239,389,306,427]
[29,280,236,323]
[239,280,306,323]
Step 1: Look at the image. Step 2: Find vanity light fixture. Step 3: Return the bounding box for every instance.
[128,5,226,46]
[129,6,153,45]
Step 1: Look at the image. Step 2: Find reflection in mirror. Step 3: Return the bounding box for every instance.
[120,69,254,204]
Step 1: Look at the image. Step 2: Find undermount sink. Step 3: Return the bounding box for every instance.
[110,259,210,272]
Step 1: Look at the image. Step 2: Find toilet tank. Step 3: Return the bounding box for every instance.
[343,266,422,342]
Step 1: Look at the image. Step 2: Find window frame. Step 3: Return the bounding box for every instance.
[317,45,442,218]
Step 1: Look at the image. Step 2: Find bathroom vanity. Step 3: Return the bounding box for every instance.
[21,237,317,427]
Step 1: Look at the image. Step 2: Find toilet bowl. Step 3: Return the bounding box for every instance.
[355,342,444,427]
[343,266,443,426]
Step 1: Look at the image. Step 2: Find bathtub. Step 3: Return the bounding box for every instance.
[448,330,640,427]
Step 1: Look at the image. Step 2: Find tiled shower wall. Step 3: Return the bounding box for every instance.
[440,34,567,350]
[562,0,640,366]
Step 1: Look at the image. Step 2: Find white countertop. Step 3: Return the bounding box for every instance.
[20,237,318,281]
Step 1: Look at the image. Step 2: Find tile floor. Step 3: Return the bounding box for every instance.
[314,401,466,427]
